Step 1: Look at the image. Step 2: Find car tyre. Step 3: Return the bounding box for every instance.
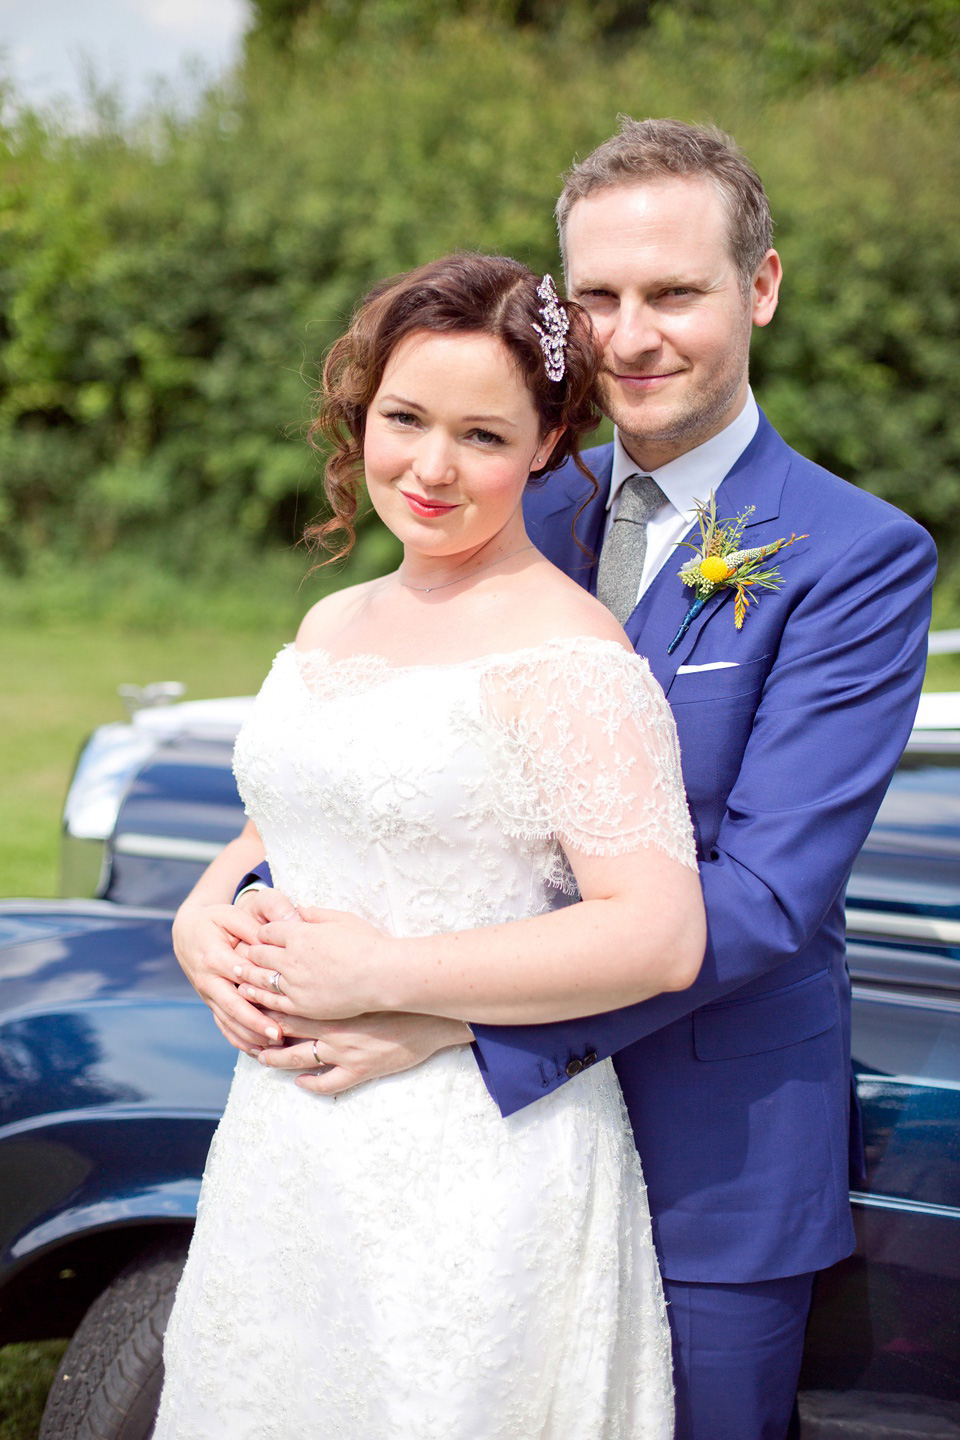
[39,1232,190,1440]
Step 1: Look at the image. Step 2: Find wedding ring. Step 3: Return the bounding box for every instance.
[312,1039,325,1067]
[270,971,283,995]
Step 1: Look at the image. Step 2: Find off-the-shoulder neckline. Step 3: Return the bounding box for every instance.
[286,634,644,676]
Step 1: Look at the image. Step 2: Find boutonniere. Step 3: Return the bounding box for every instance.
[667,494,807,654]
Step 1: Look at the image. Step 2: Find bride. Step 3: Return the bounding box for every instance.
[158,253,704,1439]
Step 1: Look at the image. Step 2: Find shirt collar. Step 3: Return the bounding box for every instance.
[607,389,760,521]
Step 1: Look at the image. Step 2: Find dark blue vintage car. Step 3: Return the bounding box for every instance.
[1,687,958,1439]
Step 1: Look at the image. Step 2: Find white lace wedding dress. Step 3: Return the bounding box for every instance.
[155,635,696,1440]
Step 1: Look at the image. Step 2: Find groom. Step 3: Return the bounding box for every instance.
[235,119,936,1438]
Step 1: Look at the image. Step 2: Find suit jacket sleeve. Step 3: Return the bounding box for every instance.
[233,860,273,901]
[471,512,937,1116]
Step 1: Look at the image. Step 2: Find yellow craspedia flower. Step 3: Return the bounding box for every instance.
[700,556,733,583]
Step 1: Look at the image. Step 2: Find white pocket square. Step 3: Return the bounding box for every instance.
[676,661,740,673]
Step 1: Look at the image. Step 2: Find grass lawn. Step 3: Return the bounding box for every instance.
[923,651,960,693]
[0,1343,66,1440]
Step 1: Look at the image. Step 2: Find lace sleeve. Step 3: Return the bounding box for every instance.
[480,639,697,888]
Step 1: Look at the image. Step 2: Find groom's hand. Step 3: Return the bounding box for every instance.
[234,885,299,929]
[253,1011,473,1095]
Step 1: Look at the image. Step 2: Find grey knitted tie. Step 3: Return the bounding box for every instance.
[596,474,668,624]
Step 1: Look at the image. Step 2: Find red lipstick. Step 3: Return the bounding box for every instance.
[400,491,458,518]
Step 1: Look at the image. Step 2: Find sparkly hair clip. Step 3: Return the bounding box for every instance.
[532,274,569,382]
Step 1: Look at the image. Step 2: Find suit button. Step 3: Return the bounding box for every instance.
[582,1051,598,1068]
[565,1058,584,1077]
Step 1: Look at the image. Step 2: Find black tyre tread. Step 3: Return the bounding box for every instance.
[39,1233,189,1440]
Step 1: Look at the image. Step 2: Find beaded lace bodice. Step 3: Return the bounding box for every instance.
[232,635,696,935]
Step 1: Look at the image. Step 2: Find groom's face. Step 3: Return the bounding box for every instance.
[565,176,777,471]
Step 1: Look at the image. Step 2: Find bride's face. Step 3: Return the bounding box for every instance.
[364,330,560,560]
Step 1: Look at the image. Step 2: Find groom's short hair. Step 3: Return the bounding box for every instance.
[557,116,773,290]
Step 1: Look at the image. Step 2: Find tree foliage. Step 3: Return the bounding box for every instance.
[0,1,956,592]
[245,0,656,52]
[659,0,959,83]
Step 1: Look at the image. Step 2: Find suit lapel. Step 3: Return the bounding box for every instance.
[627,415,791,694]
[528,417,794,694]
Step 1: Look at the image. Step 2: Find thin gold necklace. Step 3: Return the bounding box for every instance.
[398,545,534,594]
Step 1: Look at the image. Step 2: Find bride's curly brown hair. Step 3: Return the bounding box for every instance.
[305,252,604,562]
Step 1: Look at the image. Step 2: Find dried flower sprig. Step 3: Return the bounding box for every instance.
[667,494,807,654]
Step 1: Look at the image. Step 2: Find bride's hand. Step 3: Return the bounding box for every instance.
[173,893,297,1052]
[252,1011,474,1095]
[233,907,389,1020]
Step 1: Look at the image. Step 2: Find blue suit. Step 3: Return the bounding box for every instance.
[470,415,935,1438]
[472,416,936,1288]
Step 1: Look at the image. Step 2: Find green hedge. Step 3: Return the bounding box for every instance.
[0,4,956,593]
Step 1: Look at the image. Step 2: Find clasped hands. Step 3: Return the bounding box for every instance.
[235,904,389,1020]
[172,890,469,1095]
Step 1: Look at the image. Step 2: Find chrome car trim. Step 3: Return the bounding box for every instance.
[850,1190,960,1221]
[851,983,960,1015]
[926,630,960,655]
[845,906,960,946]
[59,834,111,901]
[62,724,159,842]
[112,833,226,863]
[117,680,186,717]
[904,730,960,752]
[856,1072,960,1093]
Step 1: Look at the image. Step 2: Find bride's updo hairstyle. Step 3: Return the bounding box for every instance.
[306,252,603,561]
